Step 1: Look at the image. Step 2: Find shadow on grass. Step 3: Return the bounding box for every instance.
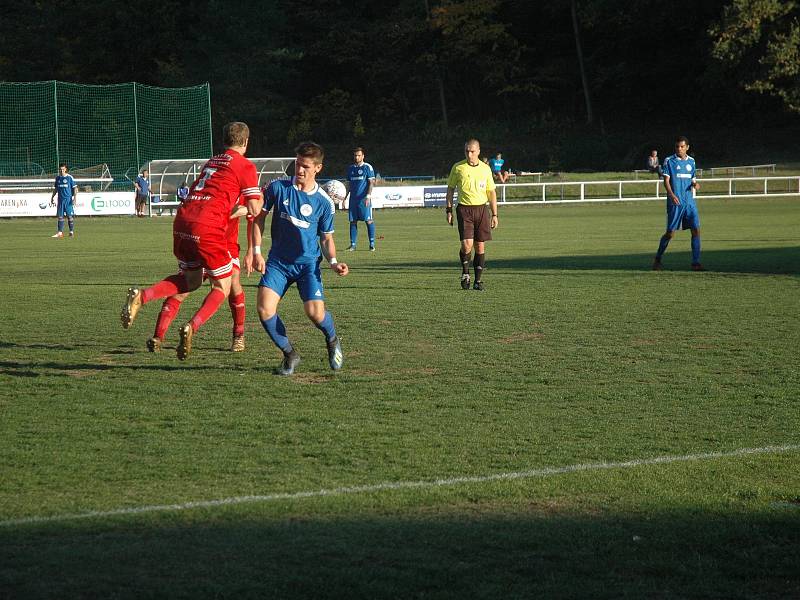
[0,341,132,352]
[382,246,800,275]
[0,360,220,377]
[1,508,798,599]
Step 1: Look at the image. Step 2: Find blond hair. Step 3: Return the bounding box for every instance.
[223,122,250,147]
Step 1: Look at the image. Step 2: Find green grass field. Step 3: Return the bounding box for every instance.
[1,197,799,598]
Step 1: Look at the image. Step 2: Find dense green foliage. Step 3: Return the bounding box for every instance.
[1,196,799,597]
[2,1,800,172]
[712,0,800,112]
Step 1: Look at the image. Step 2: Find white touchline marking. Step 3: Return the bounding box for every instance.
[2,444,798,528]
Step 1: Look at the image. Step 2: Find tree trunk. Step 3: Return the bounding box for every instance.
[571,0,594,125]
[424,0,449,127]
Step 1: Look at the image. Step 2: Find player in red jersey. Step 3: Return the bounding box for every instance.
[144,197,252,354]
[120,122,264,360]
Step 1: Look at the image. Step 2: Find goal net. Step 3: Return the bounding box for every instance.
[0,81,212,188]
[0,164,113,193]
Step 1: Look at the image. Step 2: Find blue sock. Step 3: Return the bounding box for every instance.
[691,236,701,264]
[367,221,375,246]
[68,217,74,233]
[58,218,64,233]
[656,235,670,258]
[350,222,358,247]
[261,315,292,353]
[314,311,337,342]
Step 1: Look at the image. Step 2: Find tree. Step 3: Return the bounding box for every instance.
[570,0,594,124]
[711,0,800,112]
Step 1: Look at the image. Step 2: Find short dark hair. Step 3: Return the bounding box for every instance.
[296,141,324,164]
[353,146,364,154]
[223,122,250,147]
[59,163,68,170]
[675,135,689,145]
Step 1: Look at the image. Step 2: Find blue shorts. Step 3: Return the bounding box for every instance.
[349,199,373,222]
[56,200,74,218]
[666,201,700,231]
[259,257,325,302]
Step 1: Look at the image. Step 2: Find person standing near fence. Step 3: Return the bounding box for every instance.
[652,135,704,271]
[445,138,498,291]
[346,147,376,251]
[647,150,663,176]
[177,181,189,202]
[50,163,77,238]
[135,169,150,217]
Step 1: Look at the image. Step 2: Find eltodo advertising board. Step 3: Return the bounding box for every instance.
[2,186,454,217]
[0,192,135,218]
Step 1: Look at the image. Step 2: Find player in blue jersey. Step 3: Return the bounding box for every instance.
[134,169,151,217]
[653,136,704,271]
[345,147,376,251]
[49,163,77,238]
[248,142,349,375]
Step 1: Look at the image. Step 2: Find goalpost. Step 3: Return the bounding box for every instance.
[0,164,113,193]
[145,157,294,216]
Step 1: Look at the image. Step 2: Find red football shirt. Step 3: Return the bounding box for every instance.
[175,149,260,235]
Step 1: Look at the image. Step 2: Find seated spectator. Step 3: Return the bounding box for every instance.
[647,150,663,176]
[489,152,509,183]
[177,181,190,202]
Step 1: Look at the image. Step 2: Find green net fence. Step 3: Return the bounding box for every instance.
[0,81,211,187]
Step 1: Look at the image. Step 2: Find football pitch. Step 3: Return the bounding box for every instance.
[1,197,799,598]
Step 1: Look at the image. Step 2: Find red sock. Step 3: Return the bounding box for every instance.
[142,274,190,304]
[229,291,246,337]
[189,288,226,332]
[154,297,183,340]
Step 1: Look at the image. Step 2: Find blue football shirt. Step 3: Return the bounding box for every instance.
[135,175,150,196]
[662,154,697,205]
[54,174,76,203]
[264,179,336,265]
[489,158,504,174]
[346,162,375,202]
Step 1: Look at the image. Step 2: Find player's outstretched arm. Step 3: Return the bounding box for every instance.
[243,217,255,276]
[247,191,264,217]
[320,233,348,276]
[230,205,248,219]
[249,211,267,275]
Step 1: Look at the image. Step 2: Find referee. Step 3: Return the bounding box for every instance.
[445,138,498,291]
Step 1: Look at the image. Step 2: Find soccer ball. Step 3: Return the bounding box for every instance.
[322,179,347,203]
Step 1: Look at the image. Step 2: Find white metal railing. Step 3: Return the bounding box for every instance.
[633,163,776,179]
[497,176,800,204]
[707,163,776,177]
